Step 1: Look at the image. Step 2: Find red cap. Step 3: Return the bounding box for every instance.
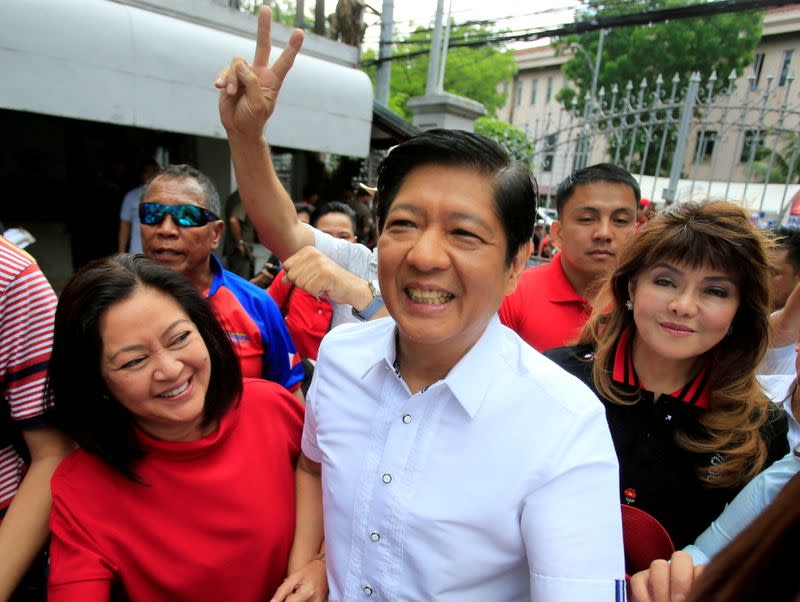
[621,504,674,575]
[639,198,652,207]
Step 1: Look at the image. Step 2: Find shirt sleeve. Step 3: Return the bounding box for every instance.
[267,270,290,314]
[48,471,115,601]
[311,225,375,281]
[119,190,137,223]
[521,402,625,601]
[2,262,57,423]
[685,450,800,565]
[300,346,323,463]
[254,293,304,392]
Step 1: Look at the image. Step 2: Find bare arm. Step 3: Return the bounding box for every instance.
[117,221,131,254]
[291,386,305,405]
[0,427,75,599]
[770,281,800,348]
[217,7,313,261]
[271,452,326,602]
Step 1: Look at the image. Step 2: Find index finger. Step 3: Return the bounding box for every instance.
[253,5,272,67]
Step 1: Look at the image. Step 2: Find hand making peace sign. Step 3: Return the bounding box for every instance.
[216,6,304,140]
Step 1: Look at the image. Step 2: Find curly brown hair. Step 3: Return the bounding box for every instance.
[580,200,775,488]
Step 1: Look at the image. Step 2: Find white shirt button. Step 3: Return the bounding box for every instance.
[370,531,380,541]
[382,473,392,484]
[363,585,374,596]
[402,414,412,424]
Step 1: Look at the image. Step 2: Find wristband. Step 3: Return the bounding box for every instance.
[352,279,383,321]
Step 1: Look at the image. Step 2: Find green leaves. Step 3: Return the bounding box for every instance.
[362,23,516,121]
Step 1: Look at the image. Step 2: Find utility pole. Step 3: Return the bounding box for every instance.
[294,0,305,29]
[425,0,445,95]
[314,0,325,35]
[376,0,394,105]
[435,0,453,93]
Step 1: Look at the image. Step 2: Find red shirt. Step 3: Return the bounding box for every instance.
[268,269,333,361]
[499,257,591,352]
[48,379,303,602]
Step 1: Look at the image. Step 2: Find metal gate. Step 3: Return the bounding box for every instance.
[527,69,800,224]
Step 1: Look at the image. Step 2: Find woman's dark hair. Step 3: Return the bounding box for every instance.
[686,468,800,601]
[580,200,774,487]
[374,129,537,266]
[47,254,242,481]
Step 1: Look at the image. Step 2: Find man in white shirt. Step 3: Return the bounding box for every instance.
[217,9,625,600]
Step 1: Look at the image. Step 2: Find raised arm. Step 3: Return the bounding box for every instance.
[769,281,800,348]
[216,7,313,261]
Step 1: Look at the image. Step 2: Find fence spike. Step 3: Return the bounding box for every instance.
[640,77,648,89]
[672,73,680,84]
[656,74,664,85]
[728,68,737,81]
[709,70,717,83]
[626,80,634,91]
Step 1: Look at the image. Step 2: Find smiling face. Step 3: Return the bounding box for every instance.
[552,181,637,293]
[140,176,223,290]
[99,286,212,442]
[628,261,740,364]
[377,163,528,360]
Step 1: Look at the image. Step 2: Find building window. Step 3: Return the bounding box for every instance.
[542,134,557,172]
[545,77,553,103]
[501,81,508,94]
[530,80,537,105]
[751,53,765,90]
[741,130,765,162]
[780,49,794,87]
[693,130,717,164]
[514,82,523,106]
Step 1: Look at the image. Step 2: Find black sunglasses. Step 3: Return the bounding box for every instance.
[139,202,221,228]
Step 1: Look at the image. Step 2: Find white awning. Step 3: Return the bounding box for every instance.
[0,0,373,157]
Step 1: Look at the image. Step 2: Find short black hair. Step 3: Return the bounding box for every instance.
[773,226,800,273]
[311,201,357,232]
[555,163,641,218]
[293,202,315,218]
[142,164,222,217]
[47,254,242,481]
[375,129,537,266]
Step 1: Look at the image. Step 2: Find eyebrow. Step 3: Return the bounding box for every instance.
[570,205,636,215]
[388,202,494,232]
[106,318,192,362]
[651,263,736,283]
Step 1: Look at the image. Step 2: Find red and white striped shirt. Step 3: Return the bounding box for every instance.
[0,236,57,515]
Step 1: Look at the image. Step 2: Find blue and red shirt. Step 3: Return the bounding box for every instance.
[206,256,303,392]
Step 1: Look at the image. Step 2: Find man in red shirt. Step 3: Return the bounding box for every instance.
[268,202,359,361]
[499,163,639,351]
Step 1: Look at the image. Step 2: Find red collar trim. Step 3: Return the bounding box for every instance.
[611,328,711,409]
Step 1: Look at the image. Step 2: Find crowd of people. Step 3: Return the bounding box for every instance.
[3,5,800,601]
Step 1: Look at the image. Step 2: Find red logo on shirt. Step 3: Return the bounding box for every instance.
[623,488,636,504]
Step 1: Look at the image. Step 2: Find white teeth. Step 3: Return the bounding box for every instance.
[407,288,453,305]
[159,381,189,398]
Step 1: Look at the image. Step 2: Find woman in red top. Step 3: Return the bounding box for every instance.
[46,255,324,601]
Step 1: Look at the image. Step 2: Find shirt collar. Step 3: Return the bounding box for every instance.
[548,256,589,304]
[207,254,225,297]
[611,327,711,409]
[360,316,505,419]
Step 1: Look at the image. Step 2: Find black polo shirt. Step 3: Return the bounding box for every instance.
[545,334,789,549]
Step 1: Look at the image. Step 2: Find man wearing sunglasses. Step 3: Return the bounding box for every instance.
[139,164,304,402]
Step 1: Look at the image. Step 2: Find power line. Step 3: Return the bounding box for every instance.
[362,0,799,66]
